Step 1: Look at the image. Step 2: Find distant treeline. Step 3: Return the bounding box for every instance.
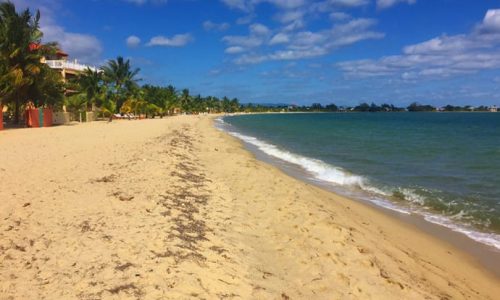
[240,102,498,113]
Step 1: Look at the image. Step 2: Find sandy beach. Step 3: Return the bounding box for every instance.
[0,115,499,299]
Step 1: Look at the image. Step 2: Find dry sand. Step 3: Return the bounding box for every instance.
[0,115,498,299]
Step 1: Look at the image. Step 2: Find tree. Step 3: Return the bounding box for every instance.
[230,98,240,113]
[179,88,191,113]
[407,102,435,112]
[76,67,103,110]
[325,103,338,111]
[0,1,58,123]
[101,56,140,112]
[354,102,370,112]
[65,93,87,122]
[28,63,65,109]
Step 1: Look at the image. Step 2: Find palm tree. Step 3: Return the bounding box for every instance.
[179,88,191,113]
[28,63,65,109]
[101,56,140,112]
[97,85,115,120]
[165,85,179,115]
[65,93,87,122]
[77,67,103,110]
[0,2,54,123]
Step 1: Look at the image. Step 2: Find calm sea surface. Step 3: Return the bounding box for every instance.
[220,113,500,249]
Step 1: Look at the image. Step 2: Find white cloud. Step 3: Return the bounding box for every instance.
[337,9,500,79]
[250,23,271,35]
[328,0,369,7]
[146,34,193,47]
[203,21,230,32]
[223,35,264,48]
[275,10,305,23]
[236,14,255,24]
[225,46,246,54]
[264,0,307,9]
[269,33,290,45]
[126,35,141,48]
[477,9,500,33]
[222,23,271,52]
[376,0,416,10]
[330,12,350,21]
[42,24,103,63]
[8,0,103,64]
[221,0,307,11]
[228,18,384,64]
[221,0,251,11]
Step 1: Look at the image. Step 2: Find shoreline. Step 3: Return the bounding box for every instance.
[206,115,500,296]
[217,114,500,275]
[1,116,499,299]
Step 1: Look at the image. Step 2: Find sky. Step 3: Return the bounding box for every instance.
[6,0,500,106]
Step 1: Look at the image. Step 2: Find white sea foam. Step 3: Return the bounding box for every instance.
[218,120,500,250]
[424,214,500,250]
[368,198,412,215]
[228,131,365,187]
[397,188,426,205]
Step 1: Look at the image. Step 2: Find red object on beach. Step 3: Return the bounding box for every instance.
[43,108,53,127]
[26,109,39,128]
[25,108,53,128]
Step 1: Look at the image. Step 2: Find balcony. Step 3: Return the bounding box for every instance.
[45,60,98,73]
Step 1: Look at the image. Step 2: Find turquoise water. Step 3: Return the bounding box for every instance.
[219,113,500,249]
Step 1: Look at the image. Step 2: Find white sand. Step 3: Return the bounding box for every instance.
[0,116,498,299]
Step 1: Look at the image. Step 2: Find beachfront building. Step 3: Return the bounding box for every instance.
[490,105,498,112]
[40,49,98,83]
[30,44,100,124]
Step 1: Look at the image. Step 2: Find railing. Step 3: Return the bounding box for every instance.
[45,60,98,72]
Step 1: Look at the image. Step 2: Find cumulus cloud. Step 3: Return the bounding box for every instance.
[477,9,500,33]
[337,9,500,79]
[221,0,371,45]
[225,18,384,64]
[42,24,103,63]
[225,46,246,54]
[222,23,271,53]
[250,23,271,35]
[376,0,416,10]
[221,0,251,11]
[146,34,194,47]
[330,12,351,21]
[126,35,141,48]
[221,0,307,11]
[9,0,103,63]
[328,0,369,8]
[203,21,230,32]
[269,33,290,45]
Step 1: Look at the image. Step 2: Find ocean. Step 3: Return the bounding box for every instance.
[217,112,500,250]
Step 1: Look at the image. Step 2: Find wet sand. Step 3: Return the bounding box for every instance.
[0,115,498,299]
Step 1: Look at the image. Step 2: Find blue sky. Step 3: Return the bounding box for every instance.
[8,0,500,106]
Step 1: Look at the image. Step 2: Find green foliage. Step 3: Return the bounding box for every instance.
[101,56,140,112]
[407,102,436,112]
[65,93,87,113]
[0,1,64,123]
[28,64,65,109]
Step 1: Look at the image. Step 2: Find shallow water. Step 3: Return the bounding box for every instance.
[219,113,500,249]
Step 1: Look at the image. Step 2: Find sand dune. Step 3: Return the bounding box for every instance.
[0,116,498,299]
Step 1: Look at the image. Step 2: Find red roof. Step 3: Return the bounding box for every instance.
[29,43,68,57]
[56,50,68,57]
[28,43,41,51]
